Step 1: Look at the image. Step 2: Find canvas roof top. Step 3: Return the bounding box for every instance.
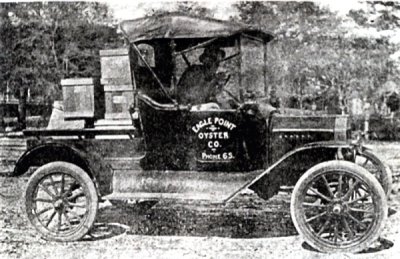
[119,13,274,44]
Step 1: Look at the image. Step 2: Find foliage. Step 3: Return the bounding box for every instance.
[0,5,13,94]
[234,1,398,113]
[349,1,400,30]
[144,1,213,17]
[0,2,121,102]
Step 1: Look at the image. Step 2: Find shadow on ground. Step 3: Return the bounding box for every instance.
[301,237,394,254]
[95,195,297,239]
[81,223,130,241]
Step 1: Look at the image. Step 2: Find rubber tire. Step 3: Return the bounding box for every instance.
[291,160,387,253]
[356,150,393,197]
[25,162,98,242]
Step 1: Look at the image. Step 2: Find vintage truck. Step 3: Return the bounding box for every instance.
[11,14,392,253]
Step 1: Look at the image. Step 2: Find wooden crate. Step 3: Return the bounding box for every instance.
[61,78,104,120]
[100,48,133,84]
[104,85,134,120]
[100,48,134,120]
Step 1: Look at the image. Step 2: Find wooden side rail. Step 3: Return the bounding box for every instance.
[23,128,138,138]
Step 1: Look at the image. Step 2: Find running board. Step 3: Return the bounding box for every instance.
[103,192,225,204]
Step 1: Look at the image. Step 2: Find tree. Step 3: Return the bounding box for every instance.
[145,1,213,17]
[0,2,121,129]
[346,1,400,111]
[232,2,399,114]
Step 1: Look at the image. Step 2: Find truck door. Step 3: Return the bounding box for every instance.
[189,110,242,171]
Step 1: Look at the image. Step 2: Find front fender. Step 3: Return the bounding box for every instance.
[225,141,354,202]
[13,143,112,196]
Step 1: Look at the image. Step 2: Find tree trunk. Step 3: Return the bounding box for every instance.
[18,87,27,130]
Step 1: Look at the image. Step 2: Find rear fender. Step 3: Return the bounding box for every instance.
[226,142,354,202]
[13,143,112,196]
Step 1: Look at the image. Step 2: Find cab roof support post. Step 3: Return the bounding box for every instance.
[263,39,268,98]
[128,46,138,112]
[236,36,243,102]
[170,40,177,101]
[129,46,138,92]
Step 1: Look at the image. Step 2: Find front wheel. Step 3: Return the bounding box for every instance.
[25,162,98,241]
[291,160,387,253]
[354,150,392,197]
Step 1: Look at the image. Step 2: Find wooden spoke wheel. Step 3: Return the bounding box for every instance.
[354,150,392,197]
[25,162,98,242]
[291,161,387,253]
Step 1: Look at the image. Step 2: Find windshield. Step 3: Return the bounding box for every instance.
[240,35,267,97]
[174,36,267,107]
[131,35,268,107]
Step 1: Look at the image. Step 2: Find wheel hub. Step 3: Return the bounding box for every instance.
[329,200,348,216]
[53,198,65,211]
[332,204,343,215]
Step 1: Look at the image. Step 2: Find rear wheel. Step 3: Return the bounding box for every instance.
[291,160,387,253]
[25,162,98,241]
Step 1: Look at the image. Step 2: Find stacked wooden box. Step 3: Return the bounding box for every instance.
[61,78,103,121]
[99,48,134,121]
[60,48,135,130]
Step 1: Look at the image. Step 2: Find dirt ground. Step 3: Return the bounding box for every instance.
[1,142,400,259]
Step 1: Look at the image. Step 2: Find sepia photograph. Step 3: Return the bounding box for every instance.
[1,0,400,258]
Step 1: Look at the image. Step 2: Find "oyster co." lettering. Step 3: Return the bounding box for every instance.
[192,117,237,161]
